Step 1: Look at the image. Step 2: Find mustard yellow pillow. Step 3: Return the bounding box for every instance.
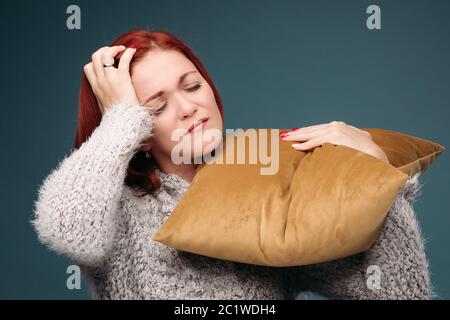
[362,127,445,176]
[153,128,444,267]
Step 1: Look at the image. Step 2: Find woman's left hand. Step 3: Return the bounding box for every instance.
[280,121,390,163]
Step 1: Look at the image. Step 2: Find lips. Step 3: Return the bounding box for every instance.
[186,117,209,134]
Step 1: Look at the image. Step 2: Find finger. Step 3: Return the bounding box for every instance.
[284,123,330,137]
[91,46,111,79]
[281,126,330,141]
[83,61,106,114]
[118,47,137,73]
[102,45,127,72]
[291,135,330,151]
[83,62,97,89]
[285,120,348,137]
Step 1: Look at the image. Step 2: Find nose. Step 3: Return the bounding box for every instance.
[175,93,197,119]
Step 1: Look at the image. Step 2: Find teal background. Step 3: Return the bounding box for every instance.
[0,0,448,299]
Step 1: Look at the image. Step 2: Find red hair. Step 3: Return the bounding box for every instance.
[74,29,224,196]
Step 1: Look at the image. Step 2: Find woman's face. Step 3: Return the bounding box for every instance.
[131,49,223,166]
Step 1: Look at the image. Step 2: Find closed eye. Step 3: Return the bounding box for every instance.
[153,104,167,116]
[152,83,202,116]
[186,83,201,92]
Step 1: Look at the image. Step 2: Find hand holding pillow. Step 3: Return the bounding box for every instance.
[280,121,389,163]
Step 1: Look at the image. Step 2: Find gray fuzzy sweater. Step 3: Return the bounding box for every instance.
[31,102,434,300]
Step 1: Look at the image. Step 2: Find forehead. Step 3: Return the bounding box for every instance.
[131,49,197,88]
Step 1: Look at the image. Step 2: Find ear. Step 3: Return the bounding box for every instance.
[140,137,153,152]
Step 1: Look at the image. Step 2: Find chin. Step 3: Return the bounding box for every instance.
[188,135,222,161]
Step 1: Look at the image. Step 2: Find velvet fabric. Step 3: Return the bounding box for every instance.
[153,128,444,267]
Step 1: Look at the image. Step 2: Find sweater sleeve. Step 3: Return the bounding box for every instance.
[31,102,155,267]
[280,173,435,300]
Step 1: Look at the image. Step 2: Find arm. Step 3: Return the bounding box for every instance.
[31,102,154,267]
[281,173,435,300]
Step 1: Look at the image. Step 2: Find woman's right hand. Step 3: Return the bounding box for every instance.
[83,45,140,114]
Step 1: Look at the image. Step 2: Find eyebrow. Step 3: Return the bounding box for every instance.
[141,70,198,106]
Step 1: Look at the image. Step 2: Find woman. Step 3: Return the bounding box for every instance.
[31,29,434,299]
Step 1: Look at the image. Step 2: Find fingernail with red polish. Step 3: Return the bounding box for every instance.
[292,128,301,131]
